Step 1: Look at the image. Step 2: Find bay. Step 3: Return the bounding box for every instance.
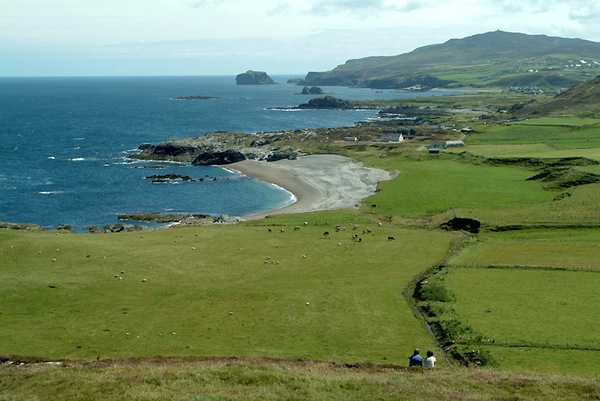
[0,75,461,231]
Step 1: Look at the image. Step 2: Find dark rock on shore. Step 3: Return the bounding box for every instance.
[118,213,211,223]
[129,131,304,165]
[0,222,45,231]
[192,149,246,165]
[103,223,152,233]
[236,70,276,85]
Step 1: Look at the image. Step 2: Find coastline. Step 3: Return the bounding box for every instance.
[229,155,392,220]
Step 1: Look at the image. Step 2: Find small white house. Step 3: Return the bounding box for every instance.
[446,140,465,147]
[344,137,358,142]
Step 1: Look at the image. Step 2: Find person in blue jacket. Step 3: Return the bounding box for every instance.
[408,348,423,367]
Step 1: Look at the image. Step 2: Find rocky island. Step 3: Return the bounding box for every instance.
[128,131,304,165]
[299,86,324,95]
[171,96,219,100]
[236,70,276,85]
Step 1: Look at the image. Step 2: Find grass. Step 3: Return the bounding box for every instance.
[2,358,600,400]
[360,156,556,220]
[441,267,600,377]
[0,222,454,363]
[448,228,600,270]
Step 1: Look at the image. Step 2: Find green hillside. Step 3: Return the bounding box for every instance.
[510,74,600,117]
[303,31,600,90]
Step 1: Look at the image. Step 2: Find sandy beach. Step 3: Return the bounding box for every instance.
[229,155,392,220]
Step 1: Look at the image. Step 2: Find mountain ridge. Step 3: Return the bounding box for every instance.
[303,31,600,90]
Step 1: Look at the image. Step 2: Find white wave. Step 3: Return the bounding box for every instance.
[69,157,85,162]
[47,156,55,160]
[38,191,64,195]
[73,137,86,141]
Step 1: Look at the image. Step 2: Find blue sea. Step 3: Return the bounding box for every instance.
[0,76,459,231]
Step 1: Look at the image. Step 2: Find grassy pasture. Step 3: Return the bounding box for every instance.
[467,121,600,150]
[360,157,555,220]
[448,229,600,270]
[512,117,600,126]
[442,267,600,377]
[468,183,600,224]
[449,144,600,161]
[0,222,454,363]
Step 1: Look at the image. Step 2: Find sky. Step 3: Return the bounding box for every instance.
[2,0,600,77]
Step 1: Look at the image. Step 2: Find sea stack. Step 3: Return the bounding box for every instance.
[236,70,276,85]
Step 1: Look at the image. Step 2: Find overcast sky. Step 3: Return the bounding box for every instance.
[2,0,600,77]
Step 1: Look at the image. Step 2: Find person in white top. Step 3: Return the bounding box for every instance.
[424,350,436,367]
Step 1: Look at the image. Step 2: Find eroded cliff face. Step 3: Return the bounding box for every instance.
[236,70,276,85]
[128,131,304,165]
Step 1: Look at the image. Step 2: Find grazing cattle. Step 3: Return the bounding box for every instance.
[268,228,272,232]
[323,231,329,236]
[294,226,300,230]
[280,229,285,233]
[353,225,360,230]
[335,225,341,231]
[367,229,372,233]
[304,221,308,226]
[388,236,395,240]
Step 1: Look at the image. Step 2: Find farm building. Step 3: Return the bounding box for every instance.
[344,137,358,141]
[378,133,404,142]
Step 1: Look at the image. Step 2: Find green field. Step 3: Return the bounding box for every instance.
[361,157,556,221]
[0,223,454,363]
[441,267,600,377]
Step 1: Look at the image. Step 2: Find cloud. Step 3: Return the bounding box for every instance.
[269,0,432,17]
[188,0,226,8]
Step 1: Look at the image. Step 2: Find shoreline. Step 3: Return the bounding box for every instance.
[229,154,392,220]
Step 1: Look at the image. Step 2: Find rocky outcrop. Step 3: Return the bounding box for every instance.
[236,70,276,85]
[145,174,195,183]
[118,213,210,223]
[172,96,219,100]
[192,150,246,165]
[297,96,355,109]
[102,223,152,233]
[129,131,304,165]
[299,86,324,95]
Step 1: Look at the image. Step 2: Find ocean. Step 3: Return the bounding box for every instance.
[0,75,458,231]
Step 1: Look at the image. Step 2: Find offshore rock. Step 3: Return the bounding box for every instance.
[236,70,276,85]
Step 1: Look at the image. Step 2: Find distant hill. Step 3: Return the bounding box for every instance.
[510,74,600,117]
[302,31,600,90]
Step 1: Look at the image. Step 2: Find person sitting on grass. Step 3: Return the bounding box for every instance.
[424,350,436,368]
[408,348,423,367]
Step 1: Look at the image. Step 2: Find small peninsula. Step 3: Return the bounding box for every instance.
[236,70,276,85]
